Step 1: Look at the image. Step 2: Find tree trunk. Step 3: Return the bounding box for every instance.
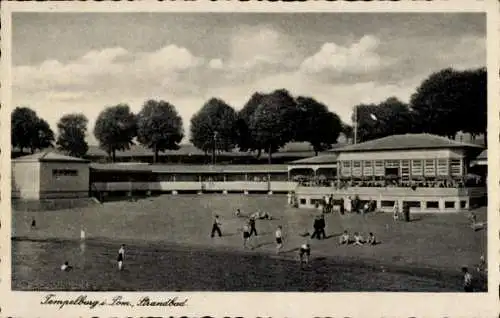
[153,144,158,164]
[268,145,272,164]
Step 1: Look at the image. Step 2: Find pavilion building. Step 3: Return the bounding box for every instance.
[289,133,486,212]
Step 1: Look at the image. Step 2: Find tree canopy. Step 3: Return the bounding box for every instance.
[294,96,342,155]
[352,97,413,143]
[236,92,266,157]
[250,89,297,163]
[190,98,238,157]
[56,113,89,158]
[410,67,486,139]
[11,107,55,154]
[93,104,137,162]
[137,99,184,163]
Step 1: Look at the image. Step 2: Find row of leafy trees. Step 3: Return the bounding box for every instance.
[353,67,487,143]
[11,67,487,163]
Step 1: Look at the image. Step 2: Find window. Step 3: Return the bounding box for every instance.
[445,201,455,209]
[352,161,362,177]
[424,159,436,176]
[411,160,423,176]
[300,198,306,205]
[341,161,351,177]
[404,201,421,208]
[437,159,449,176]
[52,169,78,177]
[374,160,385,176]
[460,201,467,209]
[381,200,395,207]
[385,160,400,168]
[450,159,462,176]
[363,160,373,176]
[401,160,410,180]
[426,201,439,209]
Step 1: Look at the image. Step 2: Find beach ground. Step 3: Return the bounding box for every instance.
[11,194,487,291]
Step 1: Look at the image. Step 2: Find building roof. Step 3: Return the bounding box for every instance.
[14,150,90,163]
[290,153,339,164]
[476,149,487,160]
[331,134,484,153]
[85,142,328,158]
[90,163,289,174]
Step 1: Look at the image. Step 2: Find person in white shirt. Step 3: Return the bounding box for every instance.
[275,226,284,253]
[462,267,473,292]
[339,230,350,245]
[299,243,311,266]
[242,223,251,249]
[353,232,364,246]
[117,244,125,271]
[60,261,72,272]
[393,202,400,221]
[345,197,352,213]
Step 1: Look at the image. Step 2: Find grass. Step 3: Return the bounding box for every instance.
[11,194,487,291]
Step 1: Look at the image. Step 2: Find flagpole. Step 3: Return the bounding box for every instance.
[353,107,357,145]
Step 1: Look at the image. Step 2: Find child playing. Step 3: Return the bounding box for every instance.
[275,226,284,253]
[339,230,350,245]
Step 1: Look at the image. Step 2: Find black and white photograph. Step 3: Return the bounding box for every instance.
[1,1,498,317]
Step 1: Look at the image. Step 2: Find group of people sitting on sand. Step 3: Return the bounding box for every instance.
[339,230,378,246]
[235,208,273,220]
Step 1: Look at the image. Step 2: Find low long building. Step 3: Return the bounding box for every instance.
[289,133,486,212]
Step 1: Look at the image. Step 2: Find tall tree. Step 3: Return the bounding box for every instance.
[294,96,342,155]
[56,114,89,158]
[190,98,238,161]
[410,68,486,139]
[236,92,266,158]
[250,89,297,163]
[352,97,413,142]
[32,118,55,153]
[137,99,184,164]
[93,104,137,162]
[11,107,55,154]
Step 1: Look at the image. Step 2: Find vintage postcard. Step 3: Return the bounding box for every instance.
[1,1,499,317]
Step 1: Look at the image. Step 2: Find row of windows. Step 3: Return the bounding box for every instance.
[340,159,462,177]
[52,169,79,177]
[302,198,466,209]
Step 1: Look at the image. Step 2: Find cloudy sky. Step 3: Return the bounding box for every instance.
[12,12,486,145]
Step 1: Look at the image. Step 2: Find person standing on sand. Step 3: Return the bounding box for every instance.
[242,222,251,249]
[275,226,284,253]
[299,242,311,267]
[117,244,125,271]
[31,218,36,229]
[462,267,473,292]
[249,216,258,236]
[211,215,222,238]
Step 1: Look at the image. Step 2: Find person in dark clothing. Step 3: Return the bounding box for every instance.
[318,215,326,239]
[310,216,322,240]
[211,215,222,237]
[403,203,410,222]
[31,218,36,229]
[339,198,345,215]
[249,216,258,236]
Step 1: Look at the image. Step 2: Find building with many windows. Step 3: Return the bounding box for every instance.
[289,134,486,212]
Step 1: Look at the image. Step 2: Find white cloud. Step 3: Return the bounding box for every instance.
[227,25,299,70]
[13,45,203,92]
[300,35,390,75]
[209,58,224,69]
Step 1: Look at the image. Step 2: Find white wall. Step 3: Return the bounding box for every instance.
[39,162,89,199]
[12,161,40,199]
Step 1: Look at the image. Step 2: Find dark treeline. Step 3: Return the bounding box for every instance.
[11,67,486,163]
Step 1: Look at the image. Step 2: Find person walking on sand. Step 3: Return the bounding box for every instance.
[275,226,284,253]
[211,215,222,238]
[117,244,125,271]
[249,216,258,236]
[299,242,311,267]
